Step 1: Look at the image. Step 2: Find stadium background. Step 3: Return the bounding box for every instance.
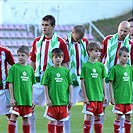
[0,0,132,132]
[0,0,132,61]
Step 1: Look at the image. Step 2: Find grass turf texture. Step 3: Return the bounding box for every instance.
[0,103,133,133]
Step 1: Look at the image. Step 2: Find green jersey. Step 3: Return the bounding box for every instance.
[80,61,106,101]
[108,64,133,104]
[41,66,73,105]
[6,63,36,106]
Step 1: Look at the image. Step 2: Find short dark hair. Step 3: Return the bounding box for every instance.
[73,25,85,38]
[17,45,29,55]
[127,17,133,22]
[88,42,103,51]
[118,46,129,56]
[42,15,55,26]
[51,48,64,58]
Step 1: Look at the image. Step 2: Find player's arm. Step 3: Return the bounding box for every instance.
[32,86,35,109]
[68,84,73,110]
[102,79,108,103]
[44,85,52,106]
[109,81,115,105]
[30,61,36,70]
[9,83,16,107]
[6,49,15,65]
[81,79,89,104]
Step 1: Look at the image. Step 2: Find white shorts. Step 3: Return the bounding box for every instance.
[103,83,110,107]
[72,76,81,105]
[0,89,10,115]
[72,85,81,105]
[33,83,45,107]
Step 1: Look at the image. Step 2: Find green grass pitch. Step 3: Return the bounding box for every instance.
[0,103,132,133]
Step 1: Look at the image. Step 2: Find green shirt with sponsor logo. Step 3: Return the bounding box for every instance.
[109,64,133,104]
[41,66,73,105]
[6,63,36,106]
[80,61,106,101]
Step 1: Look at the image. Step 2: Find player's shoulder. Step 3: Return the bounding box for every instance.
[102,35,113,45]
[34,36,42,42]
[0,45,11,52]
[58,36,66,44]
[103,35,113,41]
[129,39,133,45]
[82,37,88,42]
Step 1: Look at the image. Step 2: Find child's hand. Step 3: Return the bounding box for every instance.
[84,97,89,104]
[32,102,35,110]
[46,99,52,107]
[10,98,16,107]
[68,101,73,110]
[103,95,108,104]
[110,98,115,105]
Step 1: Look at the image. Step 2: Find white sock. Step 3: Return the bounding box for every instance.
[15,120,18,133]
[101,114,105,127]
[120,115,125,133]
[64,117,70,133]
[90,116,94,133]
[29,112,36,133]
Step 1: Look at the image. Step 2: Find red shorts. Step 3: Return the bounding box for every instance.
[113,104,132,114]
[44,105,68,121]
[82,101,103,116]
[11,106,32,117]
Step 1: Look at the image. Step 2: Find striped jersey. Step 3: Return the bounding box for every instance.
[30,36,70,72]
[101,35,133,65]
[0,46,15,90]
[65,37,89,76]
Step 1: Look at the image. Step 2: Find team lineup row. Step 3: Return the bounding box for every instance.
[0,15,133,133]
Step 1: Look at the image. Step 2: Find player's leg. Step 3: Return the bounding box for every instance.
[8,113,18,133]
[120,115,125,133]
[56,121,64,133]
[64,85,80,133]
[29,110,36,133]
[84,114,94,133]
[114,113,122,133]
[22,117,30,133]
[44,105,59,133]
[6,114,18,133]
[0,89,18,133]
[83,114,92,133]
[47,121,56,133]
[29,83,45,133]
[82,103,96,133]
[93,102,104,133]
[101,83,110,127]
[63,111,70,133]
[90,115,94,133]
[94,115,102,133]
[124,104,132,133]
[124,114,131,133]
